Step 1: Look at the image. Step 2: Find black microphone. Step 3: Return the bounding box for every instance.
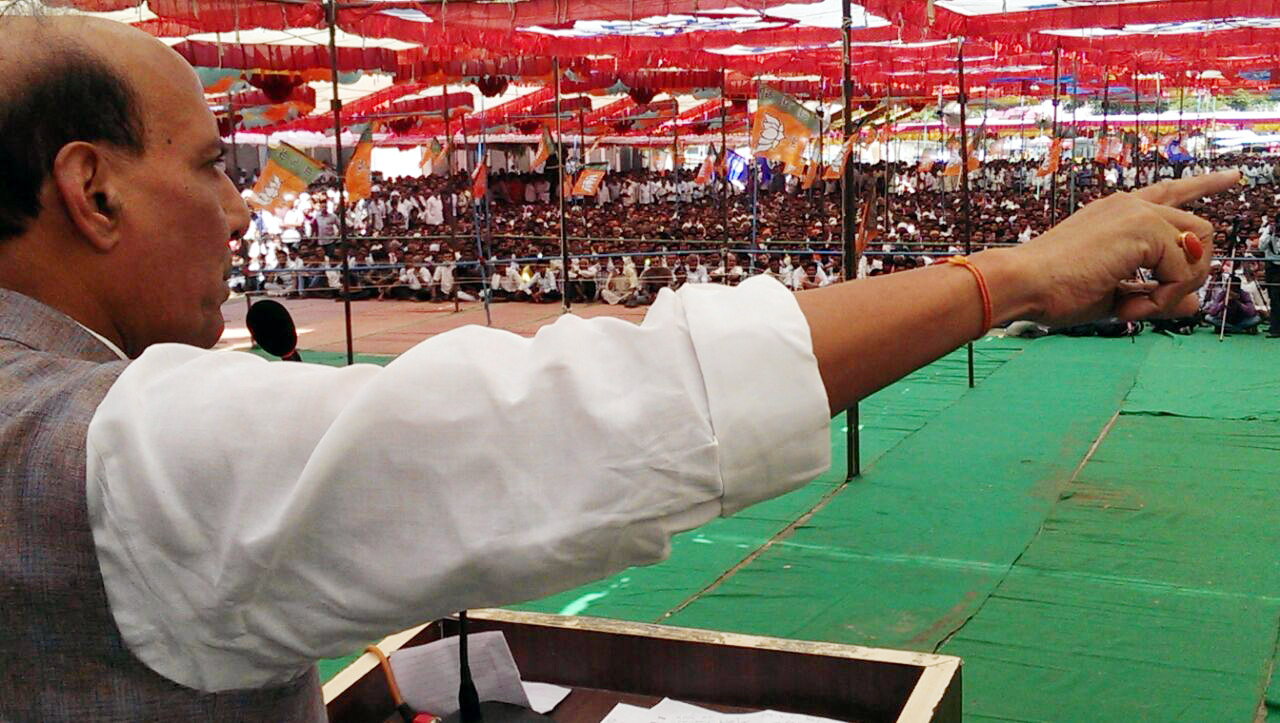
[439,611,554,723]
[245,299,302,362]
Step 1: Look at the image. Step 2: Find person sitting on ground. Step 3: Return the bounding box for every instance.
[633,259,676,306]
[385,257,431,301]
[1204,274,1263,334]
[527,262,561,304]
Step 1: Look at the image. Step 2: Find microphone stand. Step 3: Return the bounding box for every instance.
[438,611,555,723]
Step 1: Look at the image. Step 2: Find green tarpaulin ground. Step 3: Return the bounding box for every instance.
[303,333,1279,721]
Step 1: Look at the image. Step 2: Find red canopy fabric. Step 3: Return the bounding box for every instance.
[68,0,1280,138]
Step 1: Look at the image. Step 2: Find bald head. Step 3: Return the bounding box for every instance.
[0,15,197,239]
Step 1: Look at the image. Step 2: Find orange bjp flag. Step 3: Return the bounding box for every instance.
[344,126,374,202]
[695,149,716,185]
[248,142,324,212]
[854,189,877,254]
[825,135,857,179]
[800,152,820,189]
[1036,138,1062,177]
[421,139,442,174]
[572,169,607,197]
[531,126,554,169]
[750,85,820,169]
[1093,134,1110,165]
[471,162,488,201]
[917,148,936,173]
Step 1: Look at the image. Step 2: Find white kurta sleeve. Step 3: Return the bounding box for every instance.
[85,275,830,692]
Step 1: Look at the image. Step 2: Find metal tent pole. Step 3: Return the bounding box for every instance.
[882,75,891,236]
[578,105,590,244]
[554,58,570,313]
[957,38,976,388]
[841,0,860,479]
[1178,84,1185,143]
[1050,47,1060,225]
[673,100,682,226]
[476,94,492,326]
[325,0,354,365]
[720,69,730,247]
[1135,67,1145,181]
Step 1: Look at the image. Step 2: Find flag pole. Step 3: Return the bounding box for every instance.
[720,69,730,248]
[957,37,975,388]
[1070,54,1079,213]
[841,0,860,479]
[578,105,590,244]
[325,0,354,365]
[882,72,891,237]
[1050,46,1060,226]
[1100,64,1110,185]
[674,98,682,226]
[1134,66,1144,182]
[476,93,492,327]
[815,89,824,208]
[1178,83,1185,145]
[444,85,458,294]
[554,58,570,313]
[750,78,759,272]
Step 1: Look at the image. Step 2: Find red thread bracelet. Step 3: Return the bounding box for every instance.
[944,255,992,339]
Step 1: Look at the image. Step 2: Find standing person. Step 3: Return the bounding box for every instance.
[1262,214,1280,337]
[314,206,339,253]
[0,14,1233,719]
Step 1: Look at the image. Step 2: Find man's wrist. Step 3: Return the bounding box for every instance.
[971,247,1045,325]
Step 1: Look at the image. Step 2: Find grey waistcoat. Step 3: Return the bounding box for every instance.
[0,289,323,721]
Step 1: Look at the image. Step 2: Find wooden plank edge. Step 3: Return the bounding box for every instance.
[322,623,429,704]
[896,658,961,723]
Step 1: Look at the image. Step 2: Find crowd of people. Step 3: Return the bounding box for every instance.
[229,150,1280,333]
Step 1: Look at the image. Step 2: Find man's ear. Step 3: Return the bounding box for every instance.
[50,141,124,252]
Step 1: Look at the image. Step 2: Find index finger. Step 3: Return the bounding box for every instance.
[1131,170,1241,207]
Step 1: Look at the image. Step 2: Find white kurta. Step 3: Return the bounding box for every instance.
[85,276,831,693]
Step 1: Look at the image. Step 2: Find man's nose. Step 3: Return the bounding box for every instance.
[224,180,251,240]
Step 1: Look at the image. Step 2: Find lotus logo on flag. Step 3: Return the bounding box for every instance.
[345,126,374,202]
[751,85,819,169]
[572,169,607,197]
[249,143,325,212]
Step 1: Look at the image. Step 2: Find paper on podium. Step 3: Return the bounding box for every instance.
[602,698,843,723]
[388,630,531,716]
[523,681,572,714]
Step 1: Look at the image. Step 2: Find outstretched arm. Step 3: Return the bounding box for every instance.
[799,171,1238,414]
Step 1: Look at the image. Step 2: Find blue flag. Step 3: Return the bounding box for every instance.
[726,151,749,184]
[1164,138,1193,163]
[757,157,772,185]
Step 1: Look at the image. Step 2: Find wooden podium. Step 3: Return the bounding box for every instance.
[324,610,961,723]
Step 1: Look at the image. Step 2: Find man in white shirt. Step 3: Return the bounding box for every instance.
[684,254,710,284]
[711,253,747,285]
[638,178,655,205]
[0,15,1237,717]
[526,263,561,303]
[423,193,444,226]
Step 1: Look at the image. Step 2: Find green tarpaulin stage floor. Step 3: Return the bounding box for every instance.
[309,333,1280,722]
